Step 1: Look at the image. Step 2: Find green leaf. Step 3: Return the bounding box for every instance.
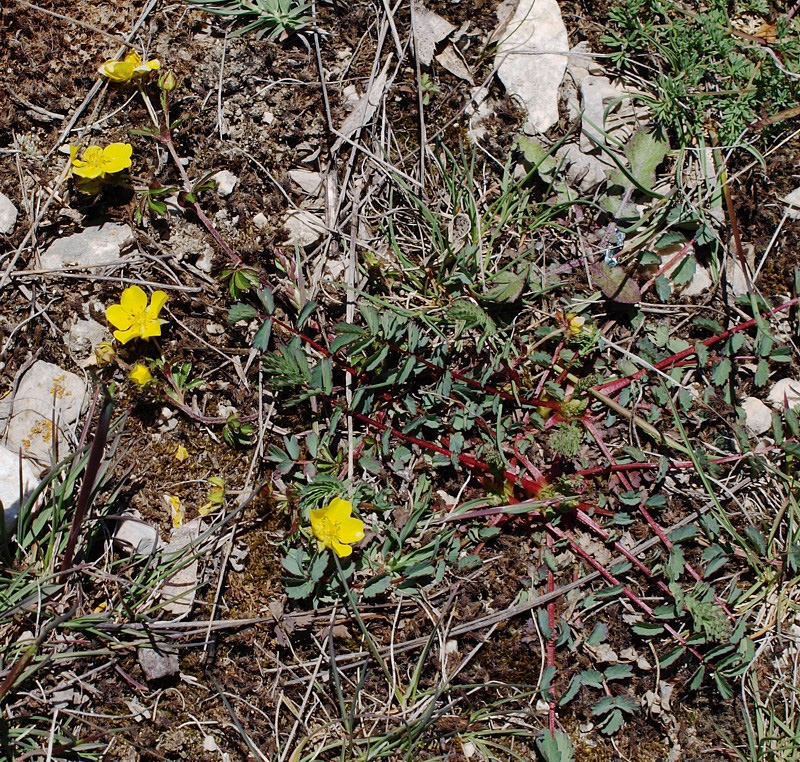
[309,552,329,582]
[253,318,272,351]
[480,271,527,303]
[711,357,731,387]
[632,622,665,636]
[754,359,770,387]
[599,708,625,735]
[284,577,315,600]
[228,303,259,324]
[604,664,633,681]
[659,647,685,668]
[516,135,557,176]
[587,623,608,645]
[281,547,306,576]
[535,729,575,762]
[363,573,392,598]
[655,274,672,302]
[671,255,696,287]
[559,675,582,706]
[625,129,669,190]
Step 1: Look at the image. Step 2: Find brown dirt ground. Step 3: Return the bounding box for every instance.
[1,0,794,759]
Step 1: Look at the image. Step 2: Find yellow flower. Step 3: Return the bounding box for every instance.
[98,50,160,83]
[174,444,189,462]
[167,494,183,529]
[70,143,132,180]
[567,313,586,337]
[106,286,168,344]
[129,363,153,387]
[309,497,365,558]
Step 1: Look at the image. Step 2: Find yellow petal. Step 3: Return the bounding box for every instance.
[325,497,353,523]
[332,540,353,558]
[128,363,153,387]
[113,326,139,345]
[106,304,134,330]
[101,143,132,174]
[337,517,365,544]
[139,319,162,340]
[123,51,143,66]
[98,59,136,83]
[146,290,169,319]
[119,285,148,316]
[174,445,189,462]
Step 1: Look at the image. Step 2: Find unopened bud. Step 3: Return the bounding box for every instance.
[158,70,178,92]
[95,341,116,366]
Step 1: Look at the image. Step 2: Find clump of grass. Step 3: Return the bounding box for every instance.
[602,0,800,144]
[186,0,315,41]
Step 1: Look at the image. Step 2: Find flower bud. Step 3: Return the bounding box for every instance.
[158,70,178,92]
[95,341,116,366]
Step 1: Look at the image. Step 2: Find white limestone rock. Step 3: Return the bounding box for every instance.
[213,170,238,197]
[495,0,568,134]
[742,396,772,436]
[137,646,179,681]
[0,445,40,530]
[66,319,110,363]
[288,169,323,197]
[115,511,161,555]
[768,378,800,410]
[4,361,88,467]
[161,518,202,618]
[0,192,18,235]
[39,223,132,271]
[283,209,326,248]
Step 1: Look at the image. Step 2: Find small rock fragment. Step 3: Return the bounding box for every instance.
[213,170,238,197]
[0,192,18,234]
[66,319,110,361]
[680,264,713,297]
[742,396,772,435]
[39,223,132,271]
[253,212,269,230]
[0,445,39,529]
[195,249,214,273]
[206,322,224,336]
[783,186,800,220]
[137,645,179,681]
[115,512,160,555]
[768,378,800,410]
[161,518,202,617]
[283,209,326,248]
[288,169,323,196]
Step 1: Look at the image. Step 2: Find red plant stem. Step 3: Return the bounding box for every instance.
[546,531,556,735]
[595,297,799,396]
[637,501,734,619]
[546,522,706,663]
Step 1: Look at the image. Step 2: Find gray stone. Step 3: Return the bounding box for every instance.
[742,397,772,436]
[137,646,179,681]
[495,0,568,134]
[39,223,132,271]
[65,319,110,361]
[288,169,323,197]
[283,209,326,248]
[0,192,18,235]
[784,186,800,220]
[768,378,800,410]
[161,518,202,618]
[4,361,88,467]
[213,170,238,197]
[252,212,269,230]
[115,512,160,555]
[0,444,39,530]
